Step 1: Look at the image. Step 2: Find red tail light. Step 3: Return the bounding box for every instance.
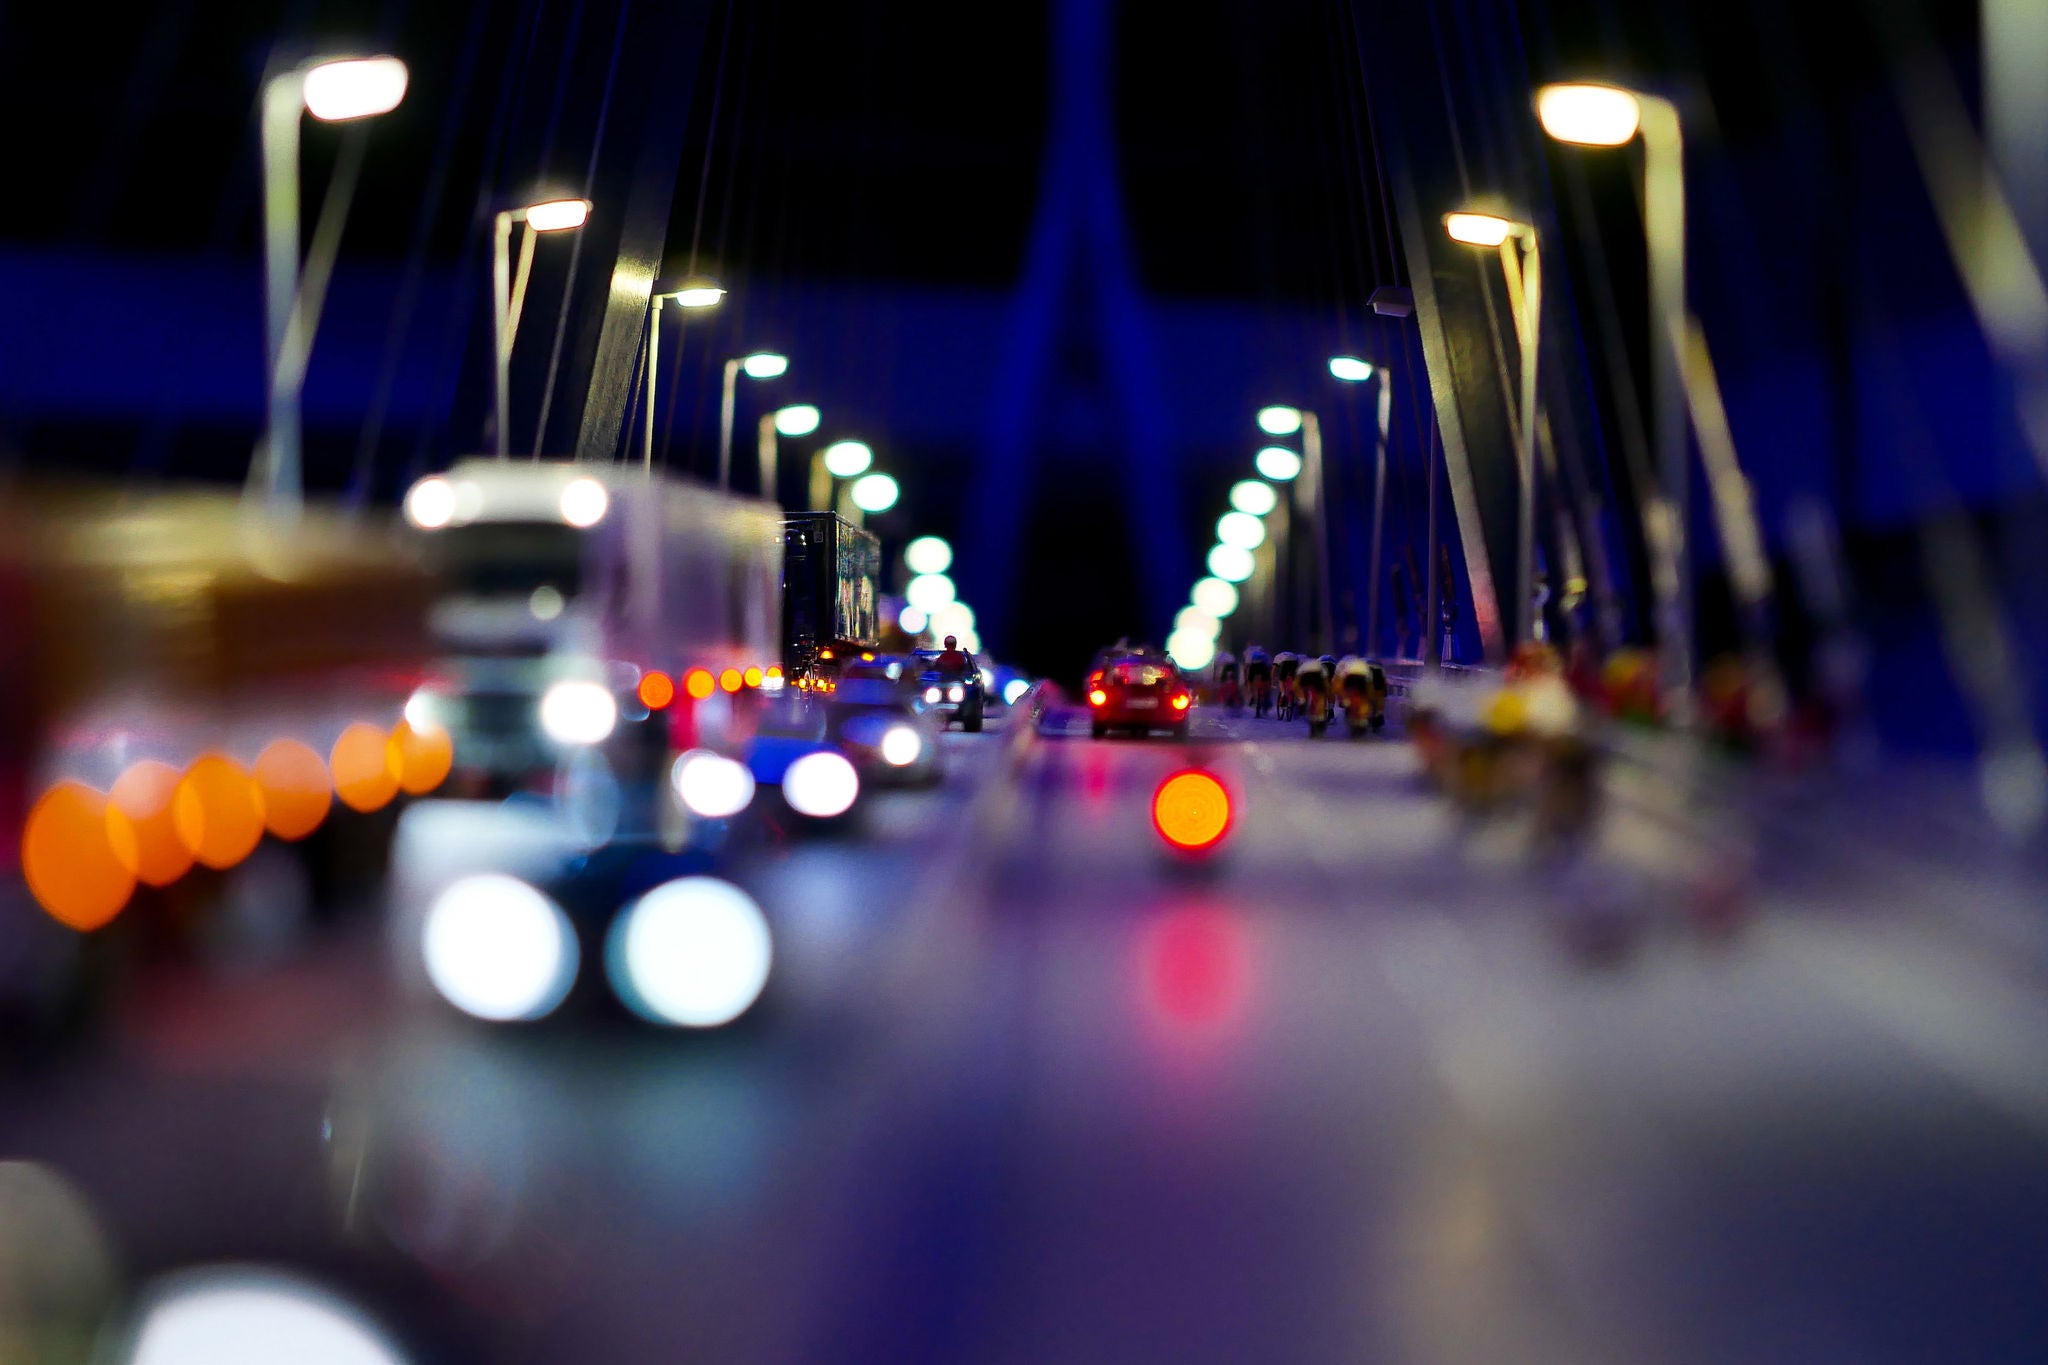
[1088,688,1109,707]
[1170,692,1190,711]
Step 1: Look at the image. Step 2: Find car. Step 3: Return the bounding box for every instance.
[1086,653,1193,738]
[826,679,943,786]
[912,649,988,732]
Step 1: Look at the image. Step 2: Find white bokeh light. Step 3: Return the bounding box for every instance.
[904,573,957,612]
[782,751,859,818]
[558,477,608,527]
[1255,446,1303,481]
[421,875,578,1023]
[903,535,953,575]
[671,750,756,819]
[1216,510,1266,550]
[607,878,772,1028]
[1166,630,1217,671]
[1207,544,1256,582]
[1228,479,1278,517]
[1191,577,1240,618]
[403,476,453,530]
[125,1267,410,1365]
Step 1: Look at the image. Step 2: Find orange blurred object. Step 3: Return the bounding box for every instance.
[331,721,401,812]
[765,665,783,680]
[719,668,742,693]
[254,738,333,840]
[1088,689,1109,707]
[389,719,454,795]
[23,782,136,929]
[742,666,763,688]
[638,670,676,709]
[1152,770,1232,852]
[172,753,267,870]
[684,668,716,700]
[108,758,195,886]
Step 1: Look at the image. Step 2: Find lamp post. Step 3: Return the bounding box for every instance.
[1538,80,1690,700]
[637,275,722,473]
[717,351,787,490]
[1328,355,1391,657]
[1444,209,1543,647]
[760,404,820,508]
[256,54,408,514]
[491,196,592,461]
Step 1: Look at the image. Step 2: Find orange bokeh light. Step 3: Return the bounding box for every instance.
[172,753,268,870]
[766,665,783,680]
[1151,770,1232,852]
[742,666,763,688]
[23,782,136,930]
[109,759,195,887]
[389,719,455,795]
[684,668,716,700]
[254,738,333,840]
[719,668,742,693]
[638,670,676,709]
[331,722,401,813]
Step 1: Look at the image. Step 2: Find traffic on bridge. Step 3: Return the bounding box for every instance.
[3,1,2046,1361]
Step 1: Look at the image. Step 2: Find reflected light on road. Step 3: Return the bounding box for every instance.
[607,877,773,1027]
[121,1266,411,1365]
[421,875,578,1022]
[1152,770,1232,852]
[1140,905,1248,1032]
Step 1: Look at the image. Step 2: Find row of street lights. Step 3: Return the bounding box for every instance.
[1441,80,1696,700]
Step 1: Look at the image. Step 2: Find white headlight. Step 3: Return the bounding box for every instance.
[947,684,965,703]
[403,687,444,733]
[879,726,923,767]
[559,477,608,528]
[539,681,616,745]
[924,686,942,704]
[421,874,577,1022]
[671,749,756,818]
[606,877,772,1028]
[783,751,859,818]
[403,476,454,530]
[122,1267,411,1365]
[1003,679,1029,705]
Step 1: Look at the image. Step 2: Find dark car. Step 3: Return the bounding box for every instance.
[912,649,987,732]
[826,678,943,786]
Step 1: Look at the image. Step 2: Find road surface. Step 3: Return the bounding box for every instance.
[5,707,2048,1362]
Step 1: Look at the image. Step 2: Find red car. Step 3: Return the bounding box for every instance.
[1086,654,1192,738]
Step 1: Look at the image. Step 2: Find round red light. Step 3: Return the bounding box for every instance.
[1152,770,1232,852]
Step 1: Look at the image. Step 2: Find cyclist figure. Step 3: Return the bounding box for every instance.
[1212,651,1242,714]
[1274,652,1301,721]
[1245,646,1272,717]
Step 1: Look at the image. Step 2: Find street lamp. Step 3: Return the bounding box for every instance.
[255,53,408,513]
[756,404,819,508]
[849,472,899,515]
[808,437,873,511]
[491,196,592,461]
[904,535,953,576]
[638,275,722,474]
[1258,406,1332,651]
[1444,208,1542,647]
[717,350,786,493]
[1328,353,1394,657]
[1538,79,1691,700]
[1229,479,1278,516]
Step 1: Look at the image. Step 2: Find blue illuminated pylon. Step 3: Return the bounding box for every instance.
[969,0,1185,646]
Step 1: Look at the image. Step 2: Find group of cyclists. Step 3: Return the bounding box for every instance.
[1208,647,1389,737]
